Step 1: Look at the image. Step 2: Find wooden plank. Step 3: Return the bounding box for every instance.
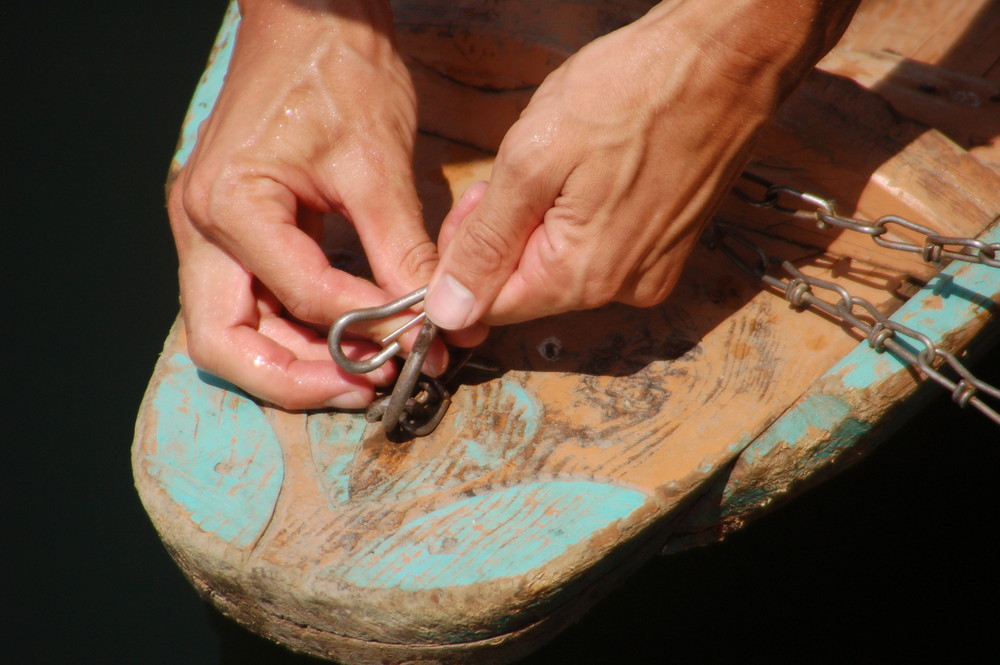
[137,2,1000,663]
[718,69,1000,281]
[819,49,1000,163]
[820,0,1000,172]
[662,222,1000,553]
[834,0,992,68]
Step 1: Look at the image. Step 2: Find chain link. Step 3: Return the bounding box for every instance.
[709,172,999,425]
[732,172,1000,267]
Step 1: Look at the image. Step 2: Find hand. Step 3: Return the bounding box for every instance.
[424,0,860,330]
[168,0,444,409]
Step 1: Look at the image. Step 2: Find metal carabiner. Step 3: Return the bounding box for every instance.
[327,287,428,374]
[328,287,444,436]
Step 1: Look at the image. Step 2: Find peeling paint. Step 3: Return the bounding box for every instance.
[736,393,852,466]
[330,481,647,591]
[148,353,283,547]
[835,225,999,389]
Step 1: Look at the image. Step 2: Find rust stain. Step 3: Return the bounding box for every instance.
[806,335,828,351]
[730,342,752,360]
[921,294,944,310]
[348,429,414,499]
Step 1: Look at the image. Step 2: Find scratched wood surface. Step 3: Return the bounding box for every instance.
[134,2,1000,664]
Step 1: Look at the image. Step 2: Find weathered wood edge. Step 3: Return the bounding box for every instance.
[187,479,703,665]
[168,1,239,179]
[132,323,715,665]
[661,221,1000,554]
[142,2,1000,660]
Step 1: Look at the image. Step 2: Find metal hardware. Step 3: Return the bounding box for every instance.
[712,172,999,425]
[329,286,491,437]
[378,316,440,435]
[361,348,498,436]
[732,172,1000,268]
[327,287,428,375]
[366,374,451,437]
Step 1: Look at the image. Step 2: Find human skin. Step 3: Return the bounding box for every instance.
[168,0,859,409]
[168,0,451,409]
[424,0,861,330]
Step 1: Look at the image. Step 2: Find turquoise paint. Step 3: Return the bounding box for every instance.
[307,412,368,505]
[173,2,241,167]
[461,439,492,467]
[503,382,542,443]
[736,393,851,466]
[437,381,543,475]
[725,412,870,509]
[835,225,999,390]
[723,228,998,505]
[808,415,871,462]
[148,353,283,547]
[330,481,647,590]
[313,380,543,502]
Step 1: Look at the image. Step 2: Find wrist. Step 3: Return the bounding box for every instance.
[642,0,860,109]
[234,0,401,70]
[237,0,396,45]
[238,0,393,24]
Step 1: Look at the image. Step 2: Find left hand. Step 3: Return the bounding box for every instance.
[167,0,444,409]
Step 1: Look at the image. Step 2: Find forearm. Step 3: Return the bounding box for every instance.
[641,0,860,111]
[236,0,396,54]
[238,0,394,24]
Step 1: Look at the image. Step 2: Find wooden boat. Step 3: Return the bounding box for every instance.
[134,1,999,663]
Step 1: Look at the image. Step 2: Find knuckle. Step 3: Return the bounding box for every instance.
[628,288,665,308]
[580,280,619,311]
[455,220,512,278]
[575,261,621,310]
[177,165,249,235]
[626,269,681,308]
[278,288,323,325]
[398,239,439,283]
[184,328,216,374]
[497,139,545,180]
[166,173,186,217]
[178,169,221,231]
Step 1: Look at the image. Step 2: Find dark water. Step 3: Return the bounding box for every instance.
[9,2,998,663]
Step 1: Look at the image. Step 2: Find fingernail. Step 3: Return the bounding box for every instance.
[425,274,476,330]
[325,391,367,410]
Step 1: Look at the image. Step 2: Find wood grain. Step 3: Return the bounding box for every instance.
[136,2,1000,663]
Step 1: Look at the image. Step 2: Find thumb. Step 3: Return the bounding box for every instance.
[424,169,553,330]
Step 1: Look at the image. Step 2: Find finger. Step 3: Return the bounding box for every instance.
[424,151,559,330]
[341,150,439,296]
[201,325,381,410]
[257,313,394,383]
[437,181,489,257]
[433,182,493,348]
[189,175,450,371]
[335,150,461,372]
[189,175,393,325]
[179,241,389,410]
[319,151,453,372]
[480,215,590,325]
[440,324,491,349]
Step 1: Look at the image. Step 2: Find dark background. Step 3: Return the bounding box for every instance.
[8,2,998,663]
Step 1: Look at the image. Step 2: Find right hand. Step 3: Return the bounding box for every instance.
[424,0,861,332]
[167,0,442,410]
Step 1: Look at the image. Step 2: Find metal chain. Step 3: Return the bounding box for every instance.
[328,287,499,438]
[732,172,1000,267]
[707,172,999,425]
